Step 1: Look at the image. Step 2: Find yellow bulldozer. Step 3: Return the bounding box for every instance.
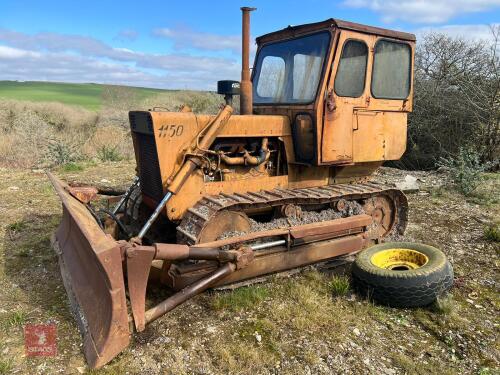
[48,7,453,369]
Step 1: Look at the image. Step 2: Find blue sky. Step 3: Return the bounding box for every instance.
[0,0,499,90]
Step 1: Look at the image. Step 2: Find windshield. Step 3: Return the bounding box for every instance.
[253,32,331,104]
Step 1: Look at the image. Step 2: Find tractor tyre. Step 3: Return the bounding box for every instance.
[352,242,453,307]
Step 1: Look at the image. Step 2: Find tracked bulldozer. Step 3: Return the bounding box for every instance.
[49,7,416,368]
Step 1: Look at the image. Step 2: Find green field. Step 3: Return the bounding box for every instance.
[0,81,168,110]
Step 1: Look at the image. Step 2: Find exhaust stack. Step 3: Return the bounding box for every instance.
[240,6,256,115]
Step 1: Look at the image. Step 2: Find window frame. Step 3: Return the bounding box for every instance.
[333,38,369,98]
[252,31,333,106]
[370,38,412,100]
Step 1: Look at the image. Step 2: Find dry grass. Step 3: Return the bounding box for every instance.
[141,90,225,114]
[0,89,224,169]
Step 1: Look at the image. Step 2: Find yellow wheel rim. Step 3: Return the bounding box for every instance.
[370,248,429,270]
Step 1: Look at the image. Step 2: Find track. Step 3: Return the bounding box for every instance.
[176,182,408,245]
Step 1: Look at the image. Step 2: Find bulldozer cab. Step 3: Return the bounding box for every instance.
[252,19,415,166]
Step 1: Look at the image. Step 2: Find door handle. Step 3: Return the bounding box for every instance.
[326,88,336,112]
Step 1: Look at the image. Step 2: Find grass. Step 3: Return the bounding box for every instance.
[483,224,500,242]
[97,145,122,162]
[4,311,27,327]
[464,172,500,206]
[212,285,269,312]
[432,295,455,315]
[60,162,84,172]
[0,81,167,111]
[7,221,26,232]
[0,359,13,375]
[0,87,223,169]
[328,275,351,296]
[478,367,495,375]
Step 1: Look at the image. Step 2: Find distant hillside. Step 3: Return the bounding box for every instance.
[0,81,170,110]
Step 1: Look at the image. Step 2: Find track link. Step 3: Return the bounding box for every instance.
[177,182,408,245]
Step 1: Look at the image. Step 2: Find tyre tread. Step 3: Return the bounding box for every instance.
[352,243,453,307]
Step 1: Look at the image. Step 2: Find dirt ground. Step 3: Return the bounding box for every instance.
[0,162,498,374]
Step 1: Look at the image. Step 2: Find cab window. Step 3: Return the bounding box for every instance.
[253,32,331,104]
[334,40,368,97]
[256,56,286,99]
[371,40,411,99]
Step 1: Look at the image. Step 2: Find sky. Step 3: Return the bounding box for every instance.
[0,0,499,90]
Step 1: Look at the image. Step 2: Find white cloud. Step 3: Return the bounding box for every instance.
[415,23,499,41]
[0,45,41,59]
[342,0,500,24]
[153,27,242,53]
[0,47,212,89]
[0,29,243,89]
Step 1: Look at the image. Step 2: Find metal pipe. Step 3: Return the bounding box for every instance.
[112,176,139,215]
[197,105,233,150]
[144,262,236,324]
[250,239,286,251]
[137,191,172,240]
[240,7,256,115]
[154,243,237,262]
[220,137,270,166]
[242,137,270,166]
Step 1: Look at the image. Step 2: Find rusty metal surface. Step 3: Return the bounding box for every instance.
[145,262,237,324]
[189,214,371,251]
[154,243,190,260]
[126,245,155,332]
[217,234,363,286]
[47,173,129,369]
[256,18,415,45]
[177,182,407,245]
[240,7,256,115]
[167,234,365,290]
[289,214,371,239]
[197,210,251,243]
[45,8,419,370]
[164,215,371,290]
[67,186,98,204]
[362,195,395,238]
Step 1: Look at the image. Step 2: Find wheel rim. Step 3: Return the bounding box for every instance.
[370,248,429,270]
[197,210,251,243]
[362,196,395,238]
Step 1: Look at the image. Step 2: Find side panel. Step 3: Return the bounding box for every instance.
[353,111,407,162]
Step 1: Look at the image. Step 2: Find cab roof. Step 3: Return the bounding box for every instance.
[256,18,416,45]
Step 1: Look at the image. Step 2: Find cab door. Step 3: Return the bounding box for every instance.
[352,38,414,162]
[321,31,372,164]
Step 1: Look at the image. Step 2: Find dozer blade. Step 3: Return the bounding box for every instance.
[47,173,130,368]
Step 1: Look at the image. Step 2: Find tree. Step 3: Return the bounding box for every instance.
[400,26,499,170]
